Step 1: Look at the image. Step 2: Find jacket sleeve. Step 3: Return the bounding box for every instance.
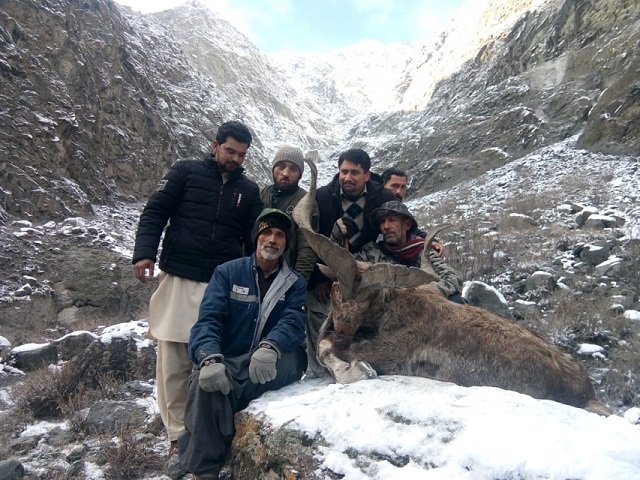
[188,264,230,364]
[263,275,307,352]
[353,241,379,263]
[429,249,463,297]
[242,186,264,255]
[132,163,185,264]
[293,198,319,280]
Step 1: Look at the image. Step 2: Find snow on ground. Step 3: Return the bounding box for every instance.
[11,342,51,353]
[20,420,68,437]
[249,376,640,480]
[409,137,640,237]
[98,320,152,348]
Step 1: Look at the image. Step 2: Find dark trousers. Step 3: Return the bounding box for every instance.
[178,348,306,475]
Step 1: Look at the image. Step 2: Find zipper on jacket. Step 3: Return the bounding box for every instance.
[210,184,224,240]
[250,262,262,351]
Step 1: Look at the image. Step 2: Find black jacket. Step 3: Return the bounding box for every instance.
[316,173,395,253]
[132,154,263,283]
[310,174,395,287]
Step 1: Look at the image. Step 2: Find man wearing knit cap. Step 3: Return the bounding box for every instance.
[260,145,319,280]
[179,208,307,479]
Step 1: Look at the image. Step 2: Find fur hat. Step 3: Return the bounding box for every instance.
[372,200,418,231]
[251,208,292,248]
[272,146,304,175]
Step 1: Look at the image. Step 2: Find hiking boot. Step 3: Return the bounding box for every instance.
[168,440,179,457]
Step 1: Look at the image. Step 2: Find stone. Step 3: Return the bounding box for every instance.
[462,281,512,319]
[512,299,540,320]
[525,271,556,292]
[55,331,98,361]
[584,214,618,229]
[611,294,636,309]
[609,303,625,315]
[624,310,640,322]
[13,284,32,297]
[84,400,148,435]
[0,459,25,480]
[506,213,537,227]
[10,342,58,371]
[580,243,611,265]
[575,207,599,226]
[595,257,623,276]
[46,426,74,447]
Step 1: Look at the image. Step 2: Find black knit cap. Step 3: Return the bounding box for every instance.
[251,208,292,248]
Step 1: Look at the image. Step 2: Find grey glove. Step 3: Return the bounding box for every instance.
[248,345,279,384]
[199,361,231,395]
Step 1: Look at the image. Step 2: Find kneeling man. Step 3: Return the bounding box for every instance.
[179,208,307,479]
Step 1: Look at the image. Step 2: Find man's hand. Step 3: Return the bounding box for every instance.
[133,259,155,283]
[430,241,446,259]
[249,345,278,384]
[330,216,358,247]
[199,361,231,394]
[314,281,332,303]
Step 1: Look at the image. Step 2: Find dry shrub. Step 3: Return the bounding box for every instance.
[502,190,560,219]
[619,239,640,288]
[12,367,80,419]
[0,413,18,460]
[100,424,163,479]
[539,289,640,410]
[446,227,507,283]
[541,290,613,344]
[11,364,123,421]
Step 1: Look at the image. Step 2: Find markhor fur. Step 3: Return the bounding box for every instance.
[294,153,608,416]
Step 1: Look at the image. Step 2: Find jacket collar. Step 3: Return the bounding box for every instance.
[205,153,245,181]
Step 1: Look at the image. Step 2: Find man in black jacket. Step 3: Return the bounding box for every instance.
[132,121,263,454]
[381,167,408,201]
[306,148,395,376]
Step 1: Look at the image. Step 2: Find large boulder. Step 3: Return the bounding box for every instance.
[462,281,512,319]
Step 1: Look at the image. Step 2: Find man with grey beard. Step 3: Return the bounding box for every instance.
[179,208,307,479]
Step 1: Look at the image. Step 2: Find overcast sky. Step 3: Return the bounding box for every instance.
[114,0,467,53]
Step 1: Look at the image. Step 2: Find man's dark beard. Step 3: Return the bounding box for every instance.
[220,161,239,173]
[273,183,298,196]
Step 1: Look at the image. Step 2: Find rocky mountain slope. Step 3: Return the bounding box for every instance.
[336,0,640,196]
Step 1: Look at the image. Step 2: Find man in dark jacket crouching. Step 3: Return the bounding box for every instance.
[179,209,307,479]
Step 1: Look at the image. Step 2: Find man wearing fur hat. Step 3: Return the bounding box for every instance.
[179,208,307,479]
[260,145,319,280]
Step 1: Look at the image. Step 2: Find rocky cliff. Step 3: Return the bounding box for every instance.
[0,0,271,222]
[341,0,640,197]
[2,0,637,218]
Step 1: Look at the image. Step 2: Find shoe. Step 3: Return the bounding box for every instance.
[168,440,179,457]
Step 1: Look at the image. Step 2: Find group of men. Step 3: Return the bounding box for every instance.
[132,120,462,479]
